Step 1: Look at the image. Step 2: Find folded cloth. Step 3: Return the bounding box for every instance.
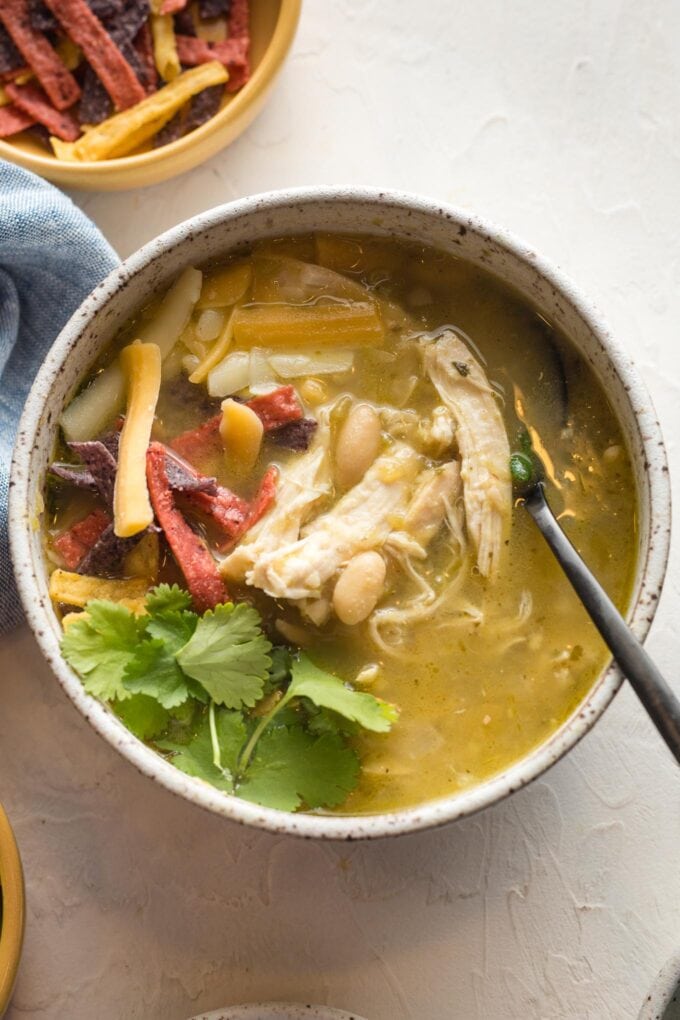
[0,160,119,633]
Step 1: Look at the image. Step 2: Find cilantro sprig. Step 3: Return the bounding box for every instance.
[60,585,399,813]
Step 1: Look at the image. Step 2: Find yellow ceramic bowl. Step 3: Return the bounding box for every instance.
[0,806,24,1019]
[0,0,301,191]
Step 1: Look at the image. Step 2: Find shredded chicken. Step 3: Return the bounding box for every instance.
[423,330,511,578]
[220,413,332,582]
[245,442,423,601]
[384,461,464,560]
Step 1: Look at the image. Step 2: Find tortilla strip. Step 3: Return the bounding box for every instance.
[43,0,146,110]
[6,81,80,140]
[0,103,34,136]
[150,7,180,82]
[54,61,228,161]
[175,34,248,70]
[0,0,80,110]
[160,0,188,12]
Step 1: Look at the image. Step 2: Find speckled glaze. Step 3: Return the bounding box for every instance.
[188,1004,366,1020]
[639,951,680,1020]
[9,187,671,841]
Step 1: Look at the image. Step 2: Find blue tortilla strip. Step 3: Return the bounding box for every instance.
[164,453,218,495]
[267,418,318,451]
[76,522,140,577]
[154,83,223,146]
[173,9,195,35]
[110,0,150,43]
[49,463,98,490]
[28,1,58,34]
[0,24,23,75]
[78,65,111,123]
[69,440,117,506]
[198,0,231,17]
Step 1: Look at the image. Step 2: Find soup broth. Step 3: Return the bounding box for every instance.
[45,234,637,815]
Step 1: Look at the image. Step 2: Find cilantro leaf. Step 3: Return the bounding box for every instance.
[159,709,247,793]
[123,608,201,709]
[239,725,359,811]
[287,654,398,733]
[113,694,170,740]
[145,583,193,614]
[266,645,293,693]
[175,603,272,709]
[61,601,145,701]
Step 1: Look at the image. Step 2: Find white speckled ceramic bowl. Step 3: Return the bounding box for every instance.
[639,951,680,1020]
[9,187,671,840]
[188,1005,366,1020]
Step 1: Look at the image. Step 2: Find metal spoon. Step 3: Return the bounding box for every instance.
[520,479,680,764]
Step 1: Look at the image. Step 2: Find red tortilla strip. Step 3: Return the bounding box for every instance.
[245,386,303,430]
[6,81,80,140]
[160,0,188,12]
[147,442,228,613]
[43,0,145,111]
[53,508,111,569]
[175,34,248,70]
[170,414,221,465]
[246,465,278,529]
[0,103,35,136]
[227,0,249,39]
[185,485,250,538]
[0,0,80,110]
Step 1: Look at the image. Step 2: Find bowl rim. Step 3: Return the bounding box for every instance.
[0,804,25,1017]
[638,948,680,1019]
[0,0,302,184]
[9,185,672,841]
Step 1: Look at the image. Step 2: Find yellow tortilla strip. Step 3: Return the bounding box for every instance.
[49,570,149,609]
[58,61,228,162]
[150,7,180,82]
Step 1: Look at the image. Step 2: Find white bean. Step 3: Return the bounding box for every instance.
[333,551,386,626]
[335,403,381,488]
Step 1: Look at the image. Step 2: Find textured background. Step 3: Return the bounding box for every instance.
[2,1,680,1017]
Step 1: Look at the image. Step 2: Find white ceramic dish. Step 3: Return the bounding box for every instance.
[9,187,671,840]
[188,1005,366,1020]
[639,951,680,1020]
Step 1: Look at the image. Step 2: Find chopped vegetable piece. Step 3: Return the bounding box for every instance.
[53,508,111,569]
[267,348,354,379]
[0,103,34,135]
[175,602,271,708]
[49,568,149,608]
[146,442,228,612]
[207,349,250,398]
[114,342,162,538]
[219,398,263,470]
[43,0,146,111]
[267,418,317,452]
[0,0,80,109]
[196,263,252,310]
[232,302,385,349]
[56,60,227,160]
[150,2,180,81]
[189,306,236,385]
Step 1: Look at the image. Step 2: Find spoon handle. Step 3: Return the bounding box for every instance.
[524,485,680,764]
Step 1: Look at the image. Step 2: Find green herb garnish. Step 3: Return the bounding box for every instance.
[61,585,398,813]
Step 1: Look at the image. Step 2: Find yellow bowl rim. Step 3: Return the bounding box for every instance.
[0,0,301,184]
[0,805,24,1018]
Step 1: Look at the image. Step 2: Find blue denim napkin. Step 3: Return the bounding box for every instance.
[0,161,119,632]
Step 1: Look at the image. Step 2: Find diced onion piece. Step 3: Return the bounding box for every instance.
[114,342,162,538]
[249,347,276,390]
[250,255,371,305]
[220,398,263,470]
[196,263,252,309]
[207,350,250,396]
[182,354,200,374]
[232,302,384,349]
[189,307,236,385]
[196,308,225,342]
[123,531,160,582]
[268,348,354,378]
[140,267,203,358]
[61,362,125,444]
